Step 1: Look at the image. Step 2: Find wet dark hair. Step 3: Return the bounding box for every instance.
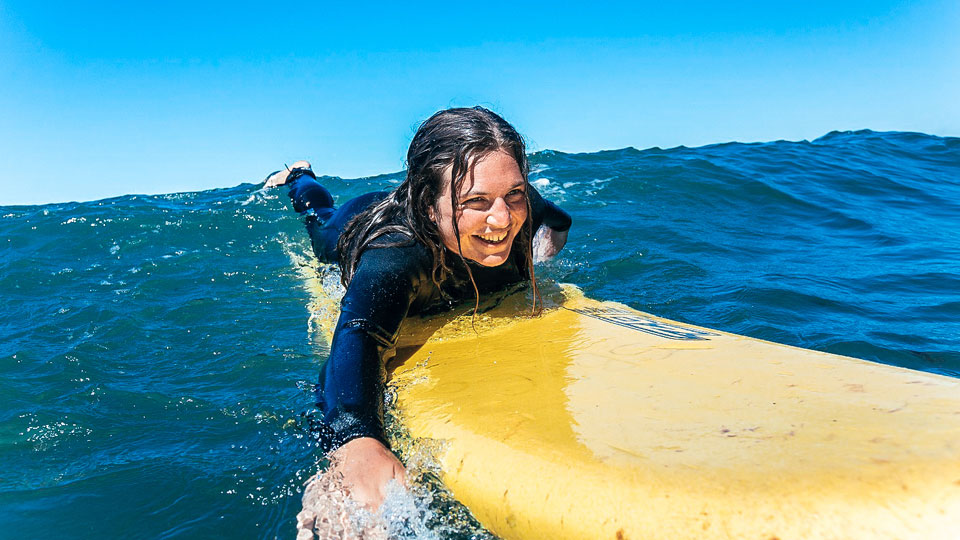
[337,106,539,312]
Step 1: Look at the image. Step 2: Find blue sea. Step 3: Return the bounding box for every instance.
[2,130,958,538]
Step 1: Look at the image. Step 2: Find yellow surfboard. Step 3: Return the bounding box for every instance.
[378,284,960,540]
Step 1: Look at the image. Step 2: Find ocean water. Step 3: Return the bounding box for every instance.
[2,129,958,538]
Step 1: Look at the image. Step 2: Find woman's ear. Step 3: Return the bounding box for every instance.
[427,205,436,223]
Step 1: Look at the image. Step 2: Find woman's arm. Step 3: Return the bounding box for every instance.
[306,242,426,518]
[316,243,422,447]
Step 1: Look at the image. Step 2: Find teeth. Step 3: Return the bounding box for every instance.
[478,232,507,243]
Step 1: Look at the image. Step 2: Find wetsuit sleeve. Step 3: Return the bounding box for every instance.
[316,243,424,450]
[528,184,572,232]
[286,174,335,215]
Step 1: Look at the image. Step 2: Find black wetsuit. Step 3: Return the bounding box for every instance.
[286,171,572,450]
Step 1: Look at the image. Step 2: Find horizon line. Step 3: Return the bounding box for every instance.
[4,128,955,208]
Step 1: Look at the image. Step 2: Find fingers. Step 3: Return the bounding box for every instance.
[295,509,316,540]
[263,160,312,187]
[290,160,312,170]
[295,525,314,540]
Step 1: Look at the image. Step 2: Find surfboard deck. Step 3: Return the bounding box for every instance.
[385,284,960,540]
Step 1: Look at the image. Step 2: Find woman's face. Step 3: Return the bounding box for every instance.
[431,150,529,267]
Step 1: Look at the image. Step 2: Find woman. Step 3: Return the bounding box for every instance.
[267,107,571,520]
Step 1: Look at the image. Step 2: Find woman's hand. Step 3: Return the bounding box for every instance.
[296,437,406,539]
[264,160,312,187]
[533,225,569,262]
[331,437,407,510]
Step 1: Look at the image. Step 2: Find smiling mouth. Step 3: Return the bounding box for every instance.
[475,231,509,246]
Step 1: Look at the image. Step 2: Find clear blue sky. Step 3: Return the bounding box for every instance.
[1,0,958,205]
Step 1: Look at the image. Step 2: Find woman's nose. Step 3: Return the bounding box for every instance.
[486,197,510,227]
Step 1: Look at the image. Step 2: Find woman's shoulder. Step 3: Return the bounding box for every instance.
[358,230,432,276]
[528,183,572,232]
[346,231,441,316]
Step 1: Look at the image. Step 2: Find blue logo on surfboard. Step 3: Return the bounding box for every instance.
[567,306,719,341]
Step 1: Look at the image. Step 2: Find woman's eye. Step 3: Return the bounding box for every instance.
[506,189,526,201]
[461,197,488,209]
[460,190,525,210]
